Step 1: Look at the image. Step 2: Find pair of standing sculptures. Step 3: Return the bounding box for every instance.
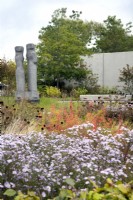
[15,43,39,101]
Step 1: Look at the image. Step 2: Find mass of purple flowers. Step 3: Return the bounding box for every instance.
[0,123,133,198]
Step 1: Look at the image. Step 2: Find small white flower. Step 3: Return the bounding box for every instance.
[90,176,95,180]
[42,192,46,197]
[45,186,51,192]
[47,173,51,177]
[69,172,73,175]
[81,188,88,192]
[7,159,12,163]
[34,168,40,172]
[12,171,17,175]
[85,181,90,184]
[10,182,15,188]
[22,165,29,172]
[0,184,4,188]
[84,177,88,180]
[4,181,11,188]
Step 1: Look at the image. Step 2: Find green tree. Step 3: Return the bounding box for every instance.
[36,8,98,89]
[119,64,133,94]
[0,58,16,94]
[93,16,133,53]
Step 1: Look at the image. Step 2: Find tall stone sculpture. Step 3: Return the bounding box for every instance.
[15,46,25,100]
[26,43,39,101]
[15,44,39,102]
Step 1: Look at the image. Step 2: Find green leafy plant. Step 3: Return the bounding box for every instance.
[70,87,88,99]
[50,178,133,200]
[3,190,40,200]
[98,86,119,94]
[119,64,133,94]
[4,189,16,197]
[45,86,61,97]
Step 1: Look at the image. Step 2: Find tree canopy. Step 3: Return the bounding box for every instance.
[36,8,99,88]
[0,58,16,93]
[93,16,133,53]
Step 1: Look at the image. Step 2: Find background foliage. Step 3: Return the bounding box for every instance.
[36,8,100,90]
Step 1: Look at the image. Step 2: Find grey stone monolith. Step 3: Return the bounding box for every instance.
[26,43,39,102]
[15,46,25,100]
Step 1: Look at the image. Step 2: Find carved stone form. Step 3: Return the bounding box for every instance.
[15,46,25,100]
[15,44,39,102]
[26,43,39,101]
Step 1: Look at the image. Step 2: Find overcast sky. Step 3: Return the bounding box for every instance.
[0,0,133,60]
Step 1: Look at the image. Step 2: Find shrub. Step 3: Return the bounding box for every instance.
[119,64,133,94]
[44,86,61,97]
[70,87,88,99]
[97,86,119,94]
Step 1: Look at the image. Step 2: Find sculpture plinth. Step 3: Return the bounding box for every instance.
[15,44,39,102]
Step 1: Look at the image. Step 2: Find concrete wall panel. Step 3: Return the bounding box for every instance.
[84,51,133,90]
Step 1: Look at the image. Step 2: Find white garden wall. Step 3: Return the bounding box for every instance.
[83,51,133,90]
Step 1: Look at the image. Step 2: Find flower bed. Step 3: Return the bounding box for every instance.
[0,123,133,199]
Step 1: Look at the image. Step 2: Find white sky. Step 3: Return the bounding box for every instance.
[0,0,133,60]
